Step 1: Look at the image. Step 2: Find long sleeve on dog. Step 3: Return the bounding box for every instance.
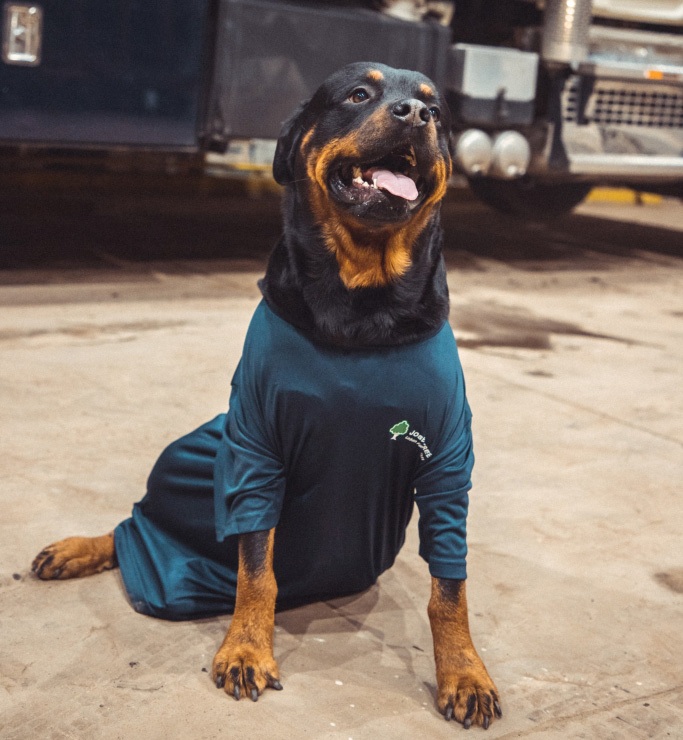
[413,393,473,580]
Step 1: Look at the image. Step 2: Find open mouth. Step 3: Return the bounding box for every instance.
[328,145,428,221]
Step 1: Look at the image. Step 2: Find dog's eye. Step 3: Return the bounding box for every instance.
[428,106,441,122]
[349,88,370,104]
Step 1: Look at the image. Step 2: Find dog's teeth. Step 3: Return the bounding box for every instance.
[352,166,362,178]
[352,176,364,186]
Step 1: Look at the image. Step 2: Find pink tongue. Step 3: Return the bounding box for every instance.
[371,169,418,201]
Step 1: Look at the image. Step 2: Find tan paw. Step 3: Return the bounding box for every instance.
[212,641,282,701]
[437,658,502,729]
[31,534,116,580]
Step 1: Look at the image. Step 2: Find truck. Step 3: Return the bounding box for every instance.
[1,0,682,218]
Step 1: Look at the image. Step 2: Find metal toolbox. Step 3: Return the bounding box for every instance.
[447,43,539,127]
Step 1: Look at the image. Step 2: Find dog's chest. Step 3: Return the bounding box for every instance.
[246,306,461,473]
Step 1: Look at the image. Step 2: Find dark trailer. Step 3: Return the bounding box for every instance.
[2,0,682,218]
[0,2,448,152]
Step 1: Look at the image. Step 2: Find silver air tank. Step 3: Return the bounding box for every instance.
[541,0,593,65]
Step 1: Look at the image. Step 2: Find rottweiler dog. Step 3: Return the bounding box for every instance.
[32,62,502,730]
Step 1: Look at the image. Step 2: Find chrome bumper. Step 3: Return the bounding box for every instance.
[567,153,683,177]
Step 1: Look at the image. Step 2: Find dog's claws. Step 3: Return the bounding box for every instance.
[215,674,225,689]
[269,677,283,691]
[465,695,476,719]
[444,704,453,721]
[494,700,503,718]
[483,715,490,730]
[460,693,477,728]
[250,688,259,702]
[233,684,241,701]
[31,550,48,572]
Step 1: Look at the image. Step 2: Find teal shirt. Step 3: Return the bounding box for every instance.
[115,300,474,620]
[214,301,473,595]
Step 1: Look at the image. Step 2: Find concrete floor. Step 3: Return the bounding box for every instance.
[0,187,682,739]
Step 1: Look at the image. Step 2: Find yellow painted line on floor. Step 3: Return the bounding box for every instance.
[588,188,663,205]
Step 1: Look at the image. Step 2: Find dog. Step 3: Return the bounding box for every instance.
[32,62,501,730]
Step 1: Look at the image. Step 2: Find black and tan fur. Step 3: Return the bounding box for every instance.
[33,63,501,729]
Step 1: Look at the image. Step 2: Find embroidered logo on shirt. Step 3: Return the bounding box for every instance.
[389,420,409,440]
[389,420,433,460]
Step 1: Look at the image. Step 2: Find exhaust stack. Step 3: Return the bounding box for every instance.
[541,0,593,65]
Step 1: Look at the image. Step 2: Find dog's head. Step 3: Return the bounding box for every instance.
[273,63,452,288]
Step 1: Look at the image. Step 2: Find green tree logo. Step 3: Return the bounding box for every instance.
[389,420,409,440]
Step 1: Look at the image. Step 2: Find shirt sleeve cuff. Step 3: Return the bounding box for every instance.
[424,556,467,581]
[215,509,280,542]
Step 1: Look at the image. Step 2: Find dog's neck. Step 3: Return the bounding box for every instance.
[259,190,450,349]
[319,222,414,290]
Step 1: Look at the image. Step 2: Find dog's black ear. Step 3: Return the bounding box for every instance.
[273,100,310,185]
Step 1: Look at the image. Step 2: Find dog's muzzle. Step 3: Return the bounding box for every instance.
[327,143,433,223]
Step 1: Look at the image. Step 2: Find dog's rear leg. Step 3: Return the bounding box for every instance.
[212,528,282,701]
[429,577,502,729]
[32,533,117,580]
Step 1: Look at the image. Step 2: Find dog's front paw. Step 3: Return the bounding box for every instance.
[212,640,282,702]
[32,534,116,580]
[436,652,502,730]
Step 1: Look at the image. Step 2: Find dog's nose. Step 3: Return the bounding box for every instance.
[391,99,431,127]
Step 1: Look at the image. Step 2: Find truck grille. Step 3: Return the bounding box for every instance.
[562,76,683,128]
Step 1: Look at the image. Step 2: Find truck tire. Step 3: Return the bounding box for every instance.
[468,177,592,220]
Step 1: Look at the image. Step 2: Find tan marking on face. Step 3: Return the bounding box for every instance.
[304,133,362,232]
[302,117,451,289]
[300,126,315,156]
[419,83,434,97]
[367,69,384,82]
